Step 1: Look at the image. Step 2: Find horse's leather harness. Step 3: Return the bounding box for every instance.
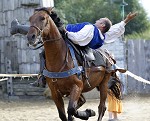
[43,44,83,78]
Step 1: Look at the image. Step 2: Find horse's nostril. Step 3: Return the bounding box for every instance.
[27,34,36,41]
[27,34,35,45]
[32,34,36,39]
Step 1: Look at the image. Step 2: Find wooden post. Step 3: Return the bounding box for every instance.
[7,77,13,96]
[5,59,13,96]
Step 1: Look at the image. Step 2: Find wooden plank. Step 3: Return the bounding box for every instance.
[26,91,44,96]
[13,91,44,96]
[13,86,45,92]
[7,77,13,96]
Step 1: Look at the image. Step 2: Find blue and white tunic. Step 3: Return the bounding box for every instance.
[66,21,126,49]
[66,22,104,49]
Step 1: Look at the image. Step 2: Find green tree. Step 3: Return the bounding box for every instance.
[54,0,121,24]
[113,0,150,34]
[54,0,150,35]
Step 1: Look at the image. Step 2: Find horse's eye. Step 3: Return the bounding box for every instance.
[40,16,45,21]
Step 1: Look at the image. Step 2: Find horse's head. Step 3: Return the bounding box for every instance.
[27,7,54,46]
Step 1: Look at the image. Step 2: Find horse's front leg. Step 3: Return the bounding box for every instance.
[76,94,86,109]
[67,82,95,121]
[47,81,67,121]
[97,73,111,121]
[67,80,83,121]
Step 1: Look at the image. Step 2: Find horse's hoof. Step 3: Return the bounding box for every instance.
[86,109,96,117]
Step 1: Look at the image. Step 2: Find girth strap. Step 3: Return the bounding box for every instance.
[43,44,83,78]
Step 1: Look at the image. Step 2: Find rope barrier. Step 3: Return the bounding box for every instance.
[125,71,150,85]
[0,78,9,82]
[0,74,38,78]
[115,65,150,85]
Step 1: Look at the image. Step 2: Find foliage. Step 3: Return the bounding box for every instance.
[54,0,150,36]
[54,0,121,23]
[121,0,150,35]
[126,25,150,40]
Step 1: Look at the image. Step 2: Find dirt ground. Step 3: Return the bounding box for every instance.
[0,95,150,121]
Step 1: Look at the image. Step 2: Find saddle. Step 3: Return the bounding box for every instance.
[66,38,115,69]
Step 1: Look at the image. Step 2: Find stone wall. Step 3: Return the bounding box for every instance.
[0,0,54,74]
[0,0,54,98]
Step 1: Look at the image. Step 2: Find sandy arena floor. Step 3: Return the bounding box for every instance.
[0,95,150,121]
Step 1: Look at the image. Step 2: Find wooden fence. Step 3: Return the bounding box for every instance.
[0,74,45,99]
[127,40,150,94]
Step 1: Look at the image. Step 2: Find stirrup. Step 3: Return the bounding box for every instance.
[30,74,46,88]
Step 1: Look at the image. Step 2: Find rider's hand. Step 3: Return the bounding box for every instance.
[124,12,137,24]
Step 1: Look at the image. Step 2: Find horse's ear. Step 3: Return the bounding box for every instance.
[47,7,55,13]
[34,7,55,14]
[34,8,38,13]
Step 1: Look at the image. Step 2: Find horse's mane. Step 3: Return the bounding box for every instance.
[50,11,64,28]
[50,11,66,38]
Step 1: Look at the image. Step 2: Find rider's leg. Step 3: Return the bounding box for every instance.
[10,19,46,87]
[30,50,46,88]
[10,19,29,35]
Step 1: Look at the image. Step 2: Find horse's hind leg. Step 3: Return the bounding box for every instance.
[47,82,67,121]
[97,73,111,121]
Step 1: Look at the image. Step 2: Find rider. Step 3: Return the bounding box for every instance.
[10,11,137,87]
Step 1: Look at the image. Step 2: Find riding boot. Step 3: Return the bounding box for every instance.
[30,74,46,88]
[30,50,46,88]
[10,19,29,35]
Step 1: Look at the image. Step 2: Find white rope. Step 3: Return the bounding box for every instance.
[115,65,150,85]
[0,74,38,78]
[124,71,150,85]
[0,78,9,82]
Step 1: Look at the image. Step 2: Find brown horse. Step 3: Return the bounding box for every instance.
[27,7,112,121]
